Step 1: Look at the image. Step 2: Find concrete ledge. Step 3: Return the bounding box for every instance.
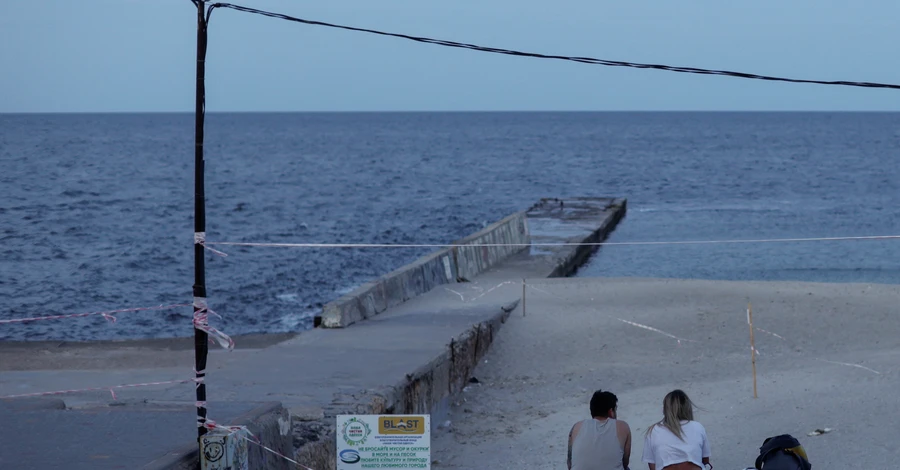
[452,211,530,281]
[319,250,458,328]
[524,197,628,277]
[144,402,293,470]
[319,211,530,329]
[551,198,626,277]
[296,300,518,469]
[0,397,66,411]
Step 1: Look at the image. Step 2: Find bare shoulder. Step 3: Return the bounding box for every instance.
[570,420,583,437]
[616,419,631,432]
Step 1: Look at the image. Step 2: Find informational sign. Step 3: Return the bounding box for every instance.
[336,414,431,469]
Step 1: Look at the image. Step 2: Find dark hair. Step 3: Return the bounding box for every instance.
[590,390,618,418]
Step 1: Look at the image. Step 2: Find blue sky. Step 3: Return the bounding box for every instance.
[1,0,899,112]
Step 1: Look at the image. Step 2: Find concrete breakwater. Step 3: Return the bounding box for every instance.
[318,211,531,328]
[319,197,626,329]
[296,197,627,468]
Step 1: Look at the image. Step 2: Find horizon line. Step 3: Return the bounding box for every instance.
[2,109,900,115]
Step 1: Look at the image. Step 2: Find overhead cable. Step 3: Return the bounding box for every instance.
[208,2,900,91]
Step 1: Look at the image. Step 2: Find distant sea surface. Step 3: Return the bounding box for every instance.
[2,112,898,342]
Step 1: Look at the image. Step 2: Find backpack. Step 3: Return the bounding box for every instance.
[754,434,811,470]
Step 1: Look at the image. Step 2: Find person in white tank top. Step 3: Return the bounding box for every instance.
[567,390,632,470]
[641,389,712,470]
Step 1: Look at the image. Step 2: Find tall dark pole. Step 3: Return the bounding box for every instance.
[193,0,210,440]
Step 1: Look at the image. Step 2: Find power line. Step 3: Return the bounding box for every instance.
[203,234,900,250]
[208,2,900,91]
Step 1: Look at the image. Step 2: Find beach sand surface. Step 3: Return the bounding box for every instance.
[432,277,900,469]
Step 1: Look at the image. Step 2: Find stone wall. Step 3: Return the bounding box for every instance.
[151,402,294,470]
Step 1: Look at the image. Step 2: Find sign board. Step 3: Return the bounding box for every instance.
[336,415,431,469]
[199,426,249,470]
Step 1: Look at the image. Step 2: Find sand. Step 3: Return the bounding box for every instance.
[431,277,900,469]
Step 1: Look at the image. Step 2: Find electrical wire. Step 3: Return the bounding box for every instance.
[206,2,900,91]
[203,234,900,250]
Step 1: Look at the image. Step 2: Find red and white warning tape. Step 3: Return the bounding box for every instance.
[192,297,235,350]
[0,303,191,325]
[195,231,229,257]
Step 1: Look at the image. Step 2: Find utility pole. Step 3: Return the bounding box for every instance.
[192,0,210,440]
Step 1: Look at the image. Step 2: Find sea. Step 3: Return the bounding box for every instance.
[1,112,898,342]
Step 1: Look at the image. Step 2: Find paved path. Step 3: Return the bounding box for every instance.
[0,398,264,470]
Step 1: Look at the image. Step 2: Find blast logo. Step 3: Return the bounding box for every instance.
[339,449,361,464]
[379,416,425,435]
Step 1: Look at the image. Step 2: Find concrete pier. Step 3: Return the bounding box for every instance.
[0,197,626,469]
[318,210,531,328]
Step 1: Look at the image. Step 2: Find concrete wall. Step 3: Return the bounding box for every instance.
[150,402,294,470]
[451,211,530,282]
[402,301,511,419]
[319,250,458,329]
[296,300,519,470]
[318,211,530,329]
[546,198,628,278]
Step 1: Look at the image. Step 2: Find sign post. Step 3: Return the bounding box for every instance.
[336,415,432,469]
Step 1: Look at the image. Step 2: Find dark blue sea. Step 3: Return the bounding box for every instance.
[1,112,898,342]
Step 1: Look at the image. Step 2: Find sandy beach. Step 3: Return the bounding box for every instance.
[431,277,900,469]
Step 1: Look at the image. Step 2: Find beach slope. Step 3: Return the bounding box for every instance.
[432,277,900,469]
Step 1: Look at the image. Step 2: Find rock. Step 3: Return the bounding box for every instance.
[291,406,325,422]
[807,427,833,436]
[292,419,330,448]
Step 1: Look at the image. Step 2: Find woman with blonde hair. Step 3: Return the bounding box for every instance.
[641,390,711,470]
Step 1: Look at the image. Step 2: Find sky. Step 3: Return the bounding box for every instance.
[1,0,899,112]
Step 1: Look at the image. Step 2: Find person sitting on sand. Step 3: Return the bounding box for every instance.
[641,389,711,470]
[567,389,633,470]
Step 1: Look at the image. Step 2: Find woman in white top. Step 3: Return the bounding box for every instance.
[641,390,711,470]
